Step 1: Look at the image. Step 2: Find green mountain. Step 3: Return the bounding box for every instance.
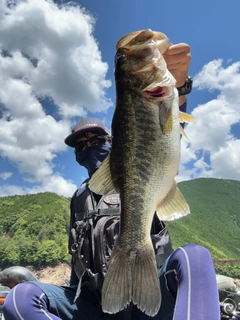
[165,178,240,277]
[166,178,240,257]
[0,178,239,276]
[0,192,71,268]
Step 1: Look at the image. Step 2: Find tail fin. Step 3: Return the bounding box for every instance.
[101,242,161,316]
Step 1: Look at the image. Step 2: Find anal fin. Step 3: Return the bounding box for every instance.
[156,181,190,221]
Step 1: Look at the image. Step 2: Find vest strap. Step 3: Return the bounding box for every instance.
[75,208,120,221]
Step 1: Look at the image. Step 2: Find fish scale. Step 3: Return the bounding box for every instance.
[111,108,157,244]
[89,29,192,316]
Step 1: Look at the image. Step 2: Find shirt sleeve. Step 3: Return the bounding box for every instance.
[68,191,77,254]
[179,100,187,129]
[179,100,187,113]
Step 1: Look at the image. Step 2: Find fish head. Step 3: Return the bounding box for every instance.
[115,29,177,100]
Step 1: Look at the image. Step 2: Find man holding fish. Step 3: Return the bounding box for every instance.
[3,31,220,320]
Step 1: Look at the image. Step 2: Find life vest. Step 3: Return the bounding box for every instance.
[70,180,174,302]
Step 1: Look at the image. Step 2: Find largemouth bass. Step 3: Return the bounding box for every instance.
[89,29,193,316]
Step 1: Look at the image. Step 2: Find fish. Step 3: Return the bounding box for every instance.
[0,266,38,288]
[89,29,194,316]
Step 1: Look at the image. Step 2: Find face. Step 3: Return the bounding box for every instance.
[74,130,112,176]
[74,131,111,154]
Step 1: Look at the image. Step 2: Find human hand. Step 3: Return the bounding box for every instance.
[163,43,191,88]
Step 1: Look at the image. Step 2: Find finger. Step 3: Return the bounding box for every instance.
[166,58,190,66]
[164,54,191,67]
[164,43,191,56]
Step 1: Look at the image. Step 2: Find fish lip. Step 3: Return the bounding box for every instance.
[143,86,174,99]
[116,30,168,50]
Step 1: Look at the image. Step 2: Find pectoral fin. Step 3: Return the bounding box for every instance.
[180,125,188,139]
[179,111,195,139]
[89,155,117,195]
[159,107,173,133]
[156,181,190,221]
[179,111,195,124]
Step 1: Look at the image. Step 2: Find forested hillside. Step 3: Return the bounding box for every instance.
[165,178,240,276]
[167,178,240,256]
[0,178,239,276]
[0,192,71,268]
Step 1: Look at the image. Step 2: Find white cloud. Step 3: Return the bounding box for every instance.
[0,184,26,197]
[0,174,77,197]
[0,0,112,196]
[0,0,112,116]
[0,114,71,181]
[177,59,240,182]
[26,174,77,197]
[0,171,13,180]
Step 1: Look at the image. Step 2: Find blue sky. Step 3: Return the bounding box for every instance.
[0,0,239,197]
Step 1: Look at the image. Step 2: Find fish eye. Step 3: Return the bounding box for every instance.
[114,53,127,67]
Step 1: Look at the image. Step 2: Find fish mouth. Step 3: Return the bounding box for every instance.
[144,86,173,99]
[116,29,168,50]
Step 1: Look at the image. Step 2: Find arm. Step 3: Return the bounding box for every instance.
[68,192,80,286]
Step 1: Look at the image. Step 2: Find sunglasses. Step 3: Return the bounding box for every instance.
[75,135,111,154]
